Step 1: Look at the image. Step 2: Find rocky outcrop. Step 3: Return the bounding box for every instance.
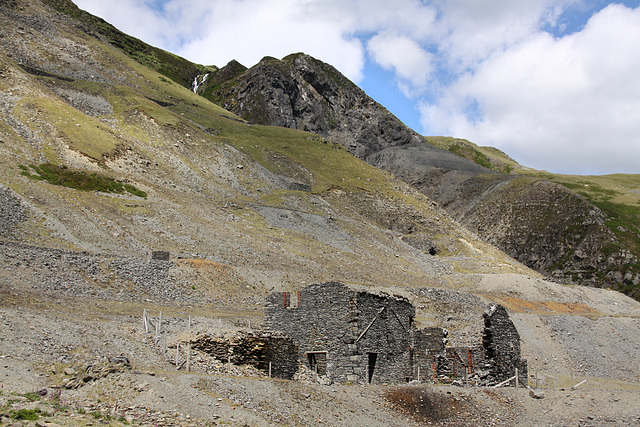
[0,186,27,238]
[205,53,486,170]
[451,178,636,286]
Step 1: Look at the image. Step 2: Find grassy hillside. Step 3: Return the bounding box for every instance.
[424,136,519,174]
[1,0,539,299]
[2,7,640,427]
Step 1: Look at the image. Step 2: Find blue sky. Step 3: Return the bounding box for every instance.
[73,0,640,175]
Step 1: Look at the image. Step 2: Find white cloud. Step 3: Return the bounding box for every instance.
[431,0,578,71]
[74,0,441,83]
[73,0,170,47]
[176,0,367,81]
[74,0,368,81]
[423,4,640,174]
[366,33,434,96]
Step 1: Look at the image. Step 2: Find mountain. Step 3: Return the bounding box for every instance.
[201,55,640,300]
[1,1,639,425]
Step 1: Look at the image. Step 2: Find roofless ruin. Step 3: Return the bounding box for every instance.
[264,281,527,386]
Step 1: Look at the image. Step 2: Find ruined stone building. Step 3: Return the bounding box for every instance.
[265,281,527,386]
[265,281,427,384]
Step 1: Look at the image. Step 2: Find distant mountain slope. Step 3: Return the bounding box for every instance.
[200,53,489,175]
[203,54,639,299]
[429,137,640,297]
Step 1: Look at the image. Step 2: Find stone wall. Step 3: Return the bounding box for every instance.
[189,331,298,380]
[265,281,418,384]
[355,290,415,384]
[482,304,527,386]
[265,283,527,386]
[412,327,447,379]
[0,240,184,303]
[152,250,170,261]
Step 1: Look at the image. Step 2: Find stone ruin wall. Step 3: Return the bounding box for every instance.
[265,282,418,384]
[262,283,527,386]
[353,290,415,384]
[482,304,528,385]
[189,331,299,380]
[265,282,356,383]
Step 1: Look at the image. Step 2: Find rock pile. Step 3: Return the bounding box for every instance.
[0,186,27,237]
[63,356,131,389]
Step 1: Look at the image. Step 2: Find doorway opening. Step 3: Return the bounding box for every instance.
[307,352,327,376]
[367,352,378,383]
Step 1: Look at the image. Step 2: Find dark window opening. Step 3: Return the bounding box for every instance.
[367,352,377,383]
[307,352,327,376]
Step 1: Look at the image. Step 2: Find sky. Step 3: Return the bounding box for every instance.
[72,0,640,175]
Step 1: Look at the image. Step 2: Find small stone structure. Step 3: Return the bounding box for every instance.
[265,282,527,386]
[189,331,299,379]
[151,250,170,261]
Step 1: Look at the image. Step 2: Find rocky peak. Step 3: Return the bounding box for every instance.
[204,53,458,161]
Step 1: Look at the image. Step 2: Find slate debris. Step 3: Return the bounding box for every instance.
[64,357,131,389]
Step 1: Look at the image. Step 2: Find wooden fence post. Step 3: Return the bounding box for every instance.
[570,370,574,388]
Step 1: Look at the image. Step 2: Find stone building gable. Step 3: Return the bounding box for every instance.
[353,290,415,383]
[265,282,417,384]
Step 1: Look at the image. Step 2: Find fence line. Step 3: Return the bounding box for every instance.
[410,362,611,390]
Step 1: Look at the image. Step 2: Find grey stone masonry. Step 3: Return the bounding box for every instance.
[264,283,527,386]
[482,304,528,386]
[265,282,420,384]
[151,250,170,261]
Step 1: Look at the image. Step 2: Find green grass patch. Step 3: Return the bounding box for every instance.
[424,136,517,173]
[10,408,49,420]
[21,392,42,402]
[16,97,120,161]
[20,163,147,197]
